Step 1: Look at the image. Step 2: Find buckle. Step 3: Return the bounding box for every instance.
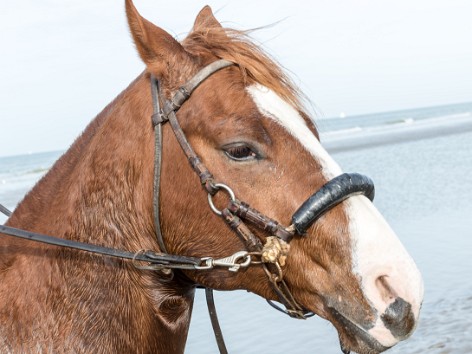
[151,111,168,126]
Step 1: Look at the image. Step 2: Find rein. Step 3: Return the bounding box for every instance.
[0,221,252,272]
[0,59,375,354]
[0,203,12,217]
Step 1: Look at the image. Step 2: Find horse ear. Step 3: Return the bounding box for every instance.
[125,0,190,77]
[193,5,223,30]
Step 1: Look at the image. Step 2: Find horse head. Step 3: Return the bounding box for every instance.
[125,2,424,353]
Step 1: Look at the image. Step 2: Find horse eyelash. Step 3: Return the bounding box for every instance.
[224,145,258,161]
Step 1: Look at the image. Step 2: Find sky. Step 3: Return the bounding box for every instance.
[0,0,471,157]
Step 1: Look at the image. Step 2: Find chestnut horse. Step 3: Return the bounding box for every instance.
[0,1,423,353]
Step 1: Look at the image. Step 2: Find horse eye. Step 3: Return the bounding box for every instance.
[224,145,258,161]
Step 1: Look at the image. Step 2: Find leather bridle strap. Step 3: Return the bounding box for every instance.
[0,203,12,217]
[0,206,257,274]
[150,75,167,253]
[206,288,229,354]
[150,59,234,252]
[149,60,234,354]
[159,60,235,195]
[0,224,202,269]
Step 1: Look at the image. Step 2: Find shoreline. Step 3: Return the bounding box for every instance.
[321,113,472,153]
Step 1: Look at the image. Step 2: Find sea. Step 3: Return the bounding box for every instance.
[1,101,472,353]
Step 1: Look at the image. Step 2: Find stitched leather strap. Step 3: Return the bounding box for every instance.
[206,288,229,354]
[227,200,293,242]
[161,60,234,195]
[161,60,234,119]
[0,224,201,268]
[150,76,168,253]
[150,61,234,354]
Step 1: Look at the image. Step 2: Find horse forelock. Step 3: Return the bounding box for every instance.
[182,27,308,115]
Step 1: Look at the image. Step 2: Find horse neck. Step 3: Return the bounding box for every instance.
[1,73,195,353]
[7,73,158,249]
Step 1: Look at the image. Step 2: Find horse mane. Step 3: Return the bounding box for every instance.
[182,26,306,112]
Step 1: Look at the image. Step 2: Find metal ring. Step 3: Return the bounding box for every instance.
[207,183,236,216]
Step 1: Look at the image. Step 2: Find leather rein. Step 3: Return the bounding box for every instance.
[0,59,375,354]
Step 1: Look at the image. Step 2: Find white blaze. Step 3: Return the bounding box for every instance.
[247,84,424,347]
[246,84,342,179]
[347,196,424,345]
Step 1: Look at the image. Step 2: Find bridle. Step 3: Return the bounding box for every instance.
[0,59,375,354]
[148,59,374,352]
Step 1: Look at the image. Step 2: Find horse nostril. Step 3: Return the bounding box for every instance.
[381,297,416,339]
[375,275,397,303]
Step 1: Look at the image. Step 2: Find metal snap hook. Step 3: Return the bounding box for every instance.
[207,183,236,216]
[212,251,251,272]
[194,251,251,272]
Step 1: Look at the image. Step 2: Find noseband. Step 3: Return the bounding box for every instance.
[0,59,375,354]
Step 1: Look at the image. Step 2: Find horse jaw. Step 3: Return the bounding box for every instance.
[246,83,424,352]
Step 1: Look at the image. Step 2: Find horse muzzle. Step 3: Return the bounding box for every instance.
[291,173,375,235]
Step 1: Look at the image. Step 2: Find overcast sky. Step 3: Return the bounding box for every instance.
[1,0,471,157]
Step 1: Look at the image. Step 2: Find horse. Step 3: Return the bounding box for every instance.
[0,1,423,353]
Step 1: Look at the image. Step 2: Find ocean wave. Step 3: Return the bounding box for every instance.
[387,117,414,125]
[321,126,363,137]
[26,167,50,175]
[321,113,472,153]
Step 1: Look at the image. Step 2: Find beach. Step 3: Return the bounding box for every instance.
[1,109,472,353]
[321,112,472,153]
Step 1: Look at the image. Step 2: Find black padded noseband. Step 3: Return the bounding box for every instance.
[292,173,375,235]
